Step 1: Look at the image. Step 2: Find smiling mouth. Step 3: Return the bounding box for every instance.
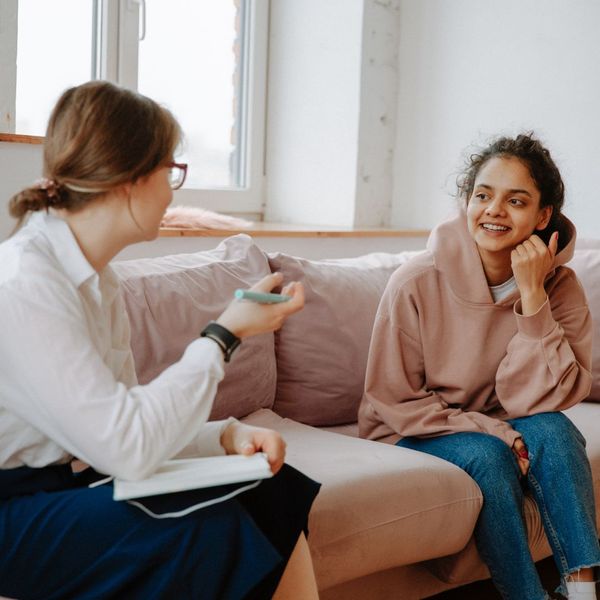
[481,223,510,232]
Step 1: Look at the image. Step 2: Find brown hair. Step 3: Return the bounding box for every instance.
[9,80,181,228]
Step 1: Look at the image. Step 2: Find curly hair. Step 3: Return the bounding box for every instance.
[456,133,567,245]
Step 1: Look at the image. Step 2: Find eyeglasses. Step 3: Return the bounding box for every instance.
[168,162,188,190]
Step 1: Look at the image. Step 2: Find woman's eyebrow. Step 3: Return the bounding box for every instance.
[508,188,532,197]
[475,183,532,197]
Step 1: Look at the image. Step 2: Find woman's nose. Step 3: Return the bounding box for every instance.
[485,198,505,216]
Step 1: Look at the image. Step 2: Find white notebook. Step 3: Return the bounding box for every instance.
[113,453,273,501]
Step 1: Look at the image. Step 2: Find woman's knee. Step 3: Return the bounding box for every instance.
[514,412,586,454]
[399,433,521,494]
[456,435,520,489]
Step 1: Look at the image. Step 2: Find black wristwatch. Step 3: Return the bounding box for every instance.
[200,321,241,363]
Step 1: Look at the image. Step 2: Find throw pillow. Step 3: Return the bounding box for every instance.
[113,234,276,420]
[570,248,600,401]
[268,251,420,426]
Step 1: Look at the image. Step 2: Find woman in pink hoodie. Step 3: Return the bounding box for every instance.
[359,133,599,600]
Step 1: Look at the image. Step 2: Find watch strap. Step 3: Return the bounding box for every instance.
[200,321,241,363]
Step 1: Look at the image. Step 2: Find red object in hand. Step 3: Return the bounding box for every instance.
[517,448,529,459]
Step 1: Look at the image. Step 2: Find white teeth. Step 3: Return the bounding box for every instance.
[482,223,509,231]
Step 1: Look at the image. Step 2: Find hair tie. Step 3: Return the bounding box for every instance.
[34,177,60,200]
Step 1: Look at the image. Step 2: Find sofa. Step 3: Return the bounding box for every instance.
[111,234,600,600]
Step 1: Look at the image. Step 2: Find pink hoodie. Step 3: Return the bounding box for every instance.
[358,213,592,447]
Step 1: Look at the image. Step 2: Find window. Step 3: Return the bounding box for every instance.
[16,0,95,135]
[0,0,268,214]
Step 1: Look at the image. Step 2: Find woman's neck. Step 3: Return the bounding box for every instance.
[477,247,513,286]
[54,194,138,272]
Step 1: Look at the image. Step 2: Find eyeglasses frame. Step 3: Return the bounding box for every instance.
[167,161,188,190]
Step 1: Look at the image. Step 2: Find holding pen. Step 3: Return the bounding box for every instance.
[234,289,291,304]
[216,273,304,339]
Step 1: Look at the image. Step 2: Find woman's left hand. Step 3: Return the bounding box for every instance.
[511,231,558,315]
[220,421,286,474]
[512,438,530,477]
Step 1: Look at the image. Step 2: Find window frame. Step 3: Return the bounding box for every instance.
[0,0,268,215]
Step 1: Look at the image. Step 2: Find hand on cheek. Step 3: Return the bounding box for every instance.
[511,231,558,315]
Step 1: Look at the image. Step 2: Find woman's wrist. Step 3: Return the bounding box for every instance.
[518,288,547,316]
[219,419,239,454]
[200,321,241,362]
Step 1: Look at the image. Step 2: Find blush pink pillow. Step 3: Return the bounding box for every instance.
[113,235,276,420]
[570,248,600,401]
[268,251,420,426]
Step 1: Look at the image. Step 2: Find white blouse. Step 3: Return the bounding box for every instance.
[0,211,231,480]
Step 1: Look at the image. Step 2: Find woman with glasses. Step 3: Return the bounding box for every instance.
[0,81,320,599]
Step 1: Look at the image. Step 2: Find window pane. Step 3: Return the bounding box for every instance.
[16,0,94,136]
[138,0,243,189]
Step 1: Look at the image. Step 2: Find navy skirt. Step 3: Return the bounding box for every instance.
[0,462,320,600]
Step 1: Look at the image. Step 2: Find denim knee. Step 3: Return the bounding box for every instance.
[511,412,586,452]
[465,436,521,493]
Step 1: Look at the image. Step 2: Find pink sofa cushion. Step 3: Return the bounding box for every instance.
[268,251,419,426]
[242,408,482,590]
[113,235,276,420]
[569,249,600,401]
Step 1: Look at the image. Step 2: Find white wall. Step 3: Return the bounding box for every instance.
[354,0,400,228]
[265,0,364,227]
[391,0,600,238]
[266,0,401,229]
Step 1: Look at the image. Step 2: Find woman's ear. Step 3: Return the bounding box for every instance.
[535,205,553,231]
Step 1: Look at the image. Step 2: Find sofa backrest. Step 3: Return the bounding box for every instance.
[569,248,600,402]
[113,236,600,425]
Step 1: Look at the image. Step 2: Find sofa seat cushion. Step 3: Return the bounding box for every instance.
[565,403,600,510]
[113,235,276,420]
[241,409,482,590]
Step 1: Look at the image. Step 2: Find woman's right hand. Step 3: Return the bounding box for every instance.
[215,272,305,339]
[220,421,286,474]
[512,438,530,477]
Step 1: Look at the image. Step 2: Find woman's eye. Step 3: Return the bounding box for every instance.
[474,192,488,201]
[509,198,524,206]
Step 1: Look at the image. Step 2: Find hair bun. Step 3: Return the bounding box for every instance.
[8,185,55,219]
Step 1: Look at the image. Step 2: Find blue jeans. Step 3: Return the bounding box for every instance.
[397,412,600,600]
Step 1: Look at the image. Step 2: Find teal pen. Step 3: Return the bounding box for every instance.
[234,289,291,304]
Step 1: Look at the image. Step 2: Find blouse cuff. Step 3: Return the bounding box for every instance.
[513,297,556,340]
[194,417,238,457]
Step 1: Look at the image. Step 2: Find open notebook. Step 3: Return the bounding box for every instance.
[113,453,273,501]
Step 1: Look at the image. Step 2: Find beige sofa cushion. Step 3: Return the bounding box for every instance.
[241,409,482,591]
[321,403,600,587]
